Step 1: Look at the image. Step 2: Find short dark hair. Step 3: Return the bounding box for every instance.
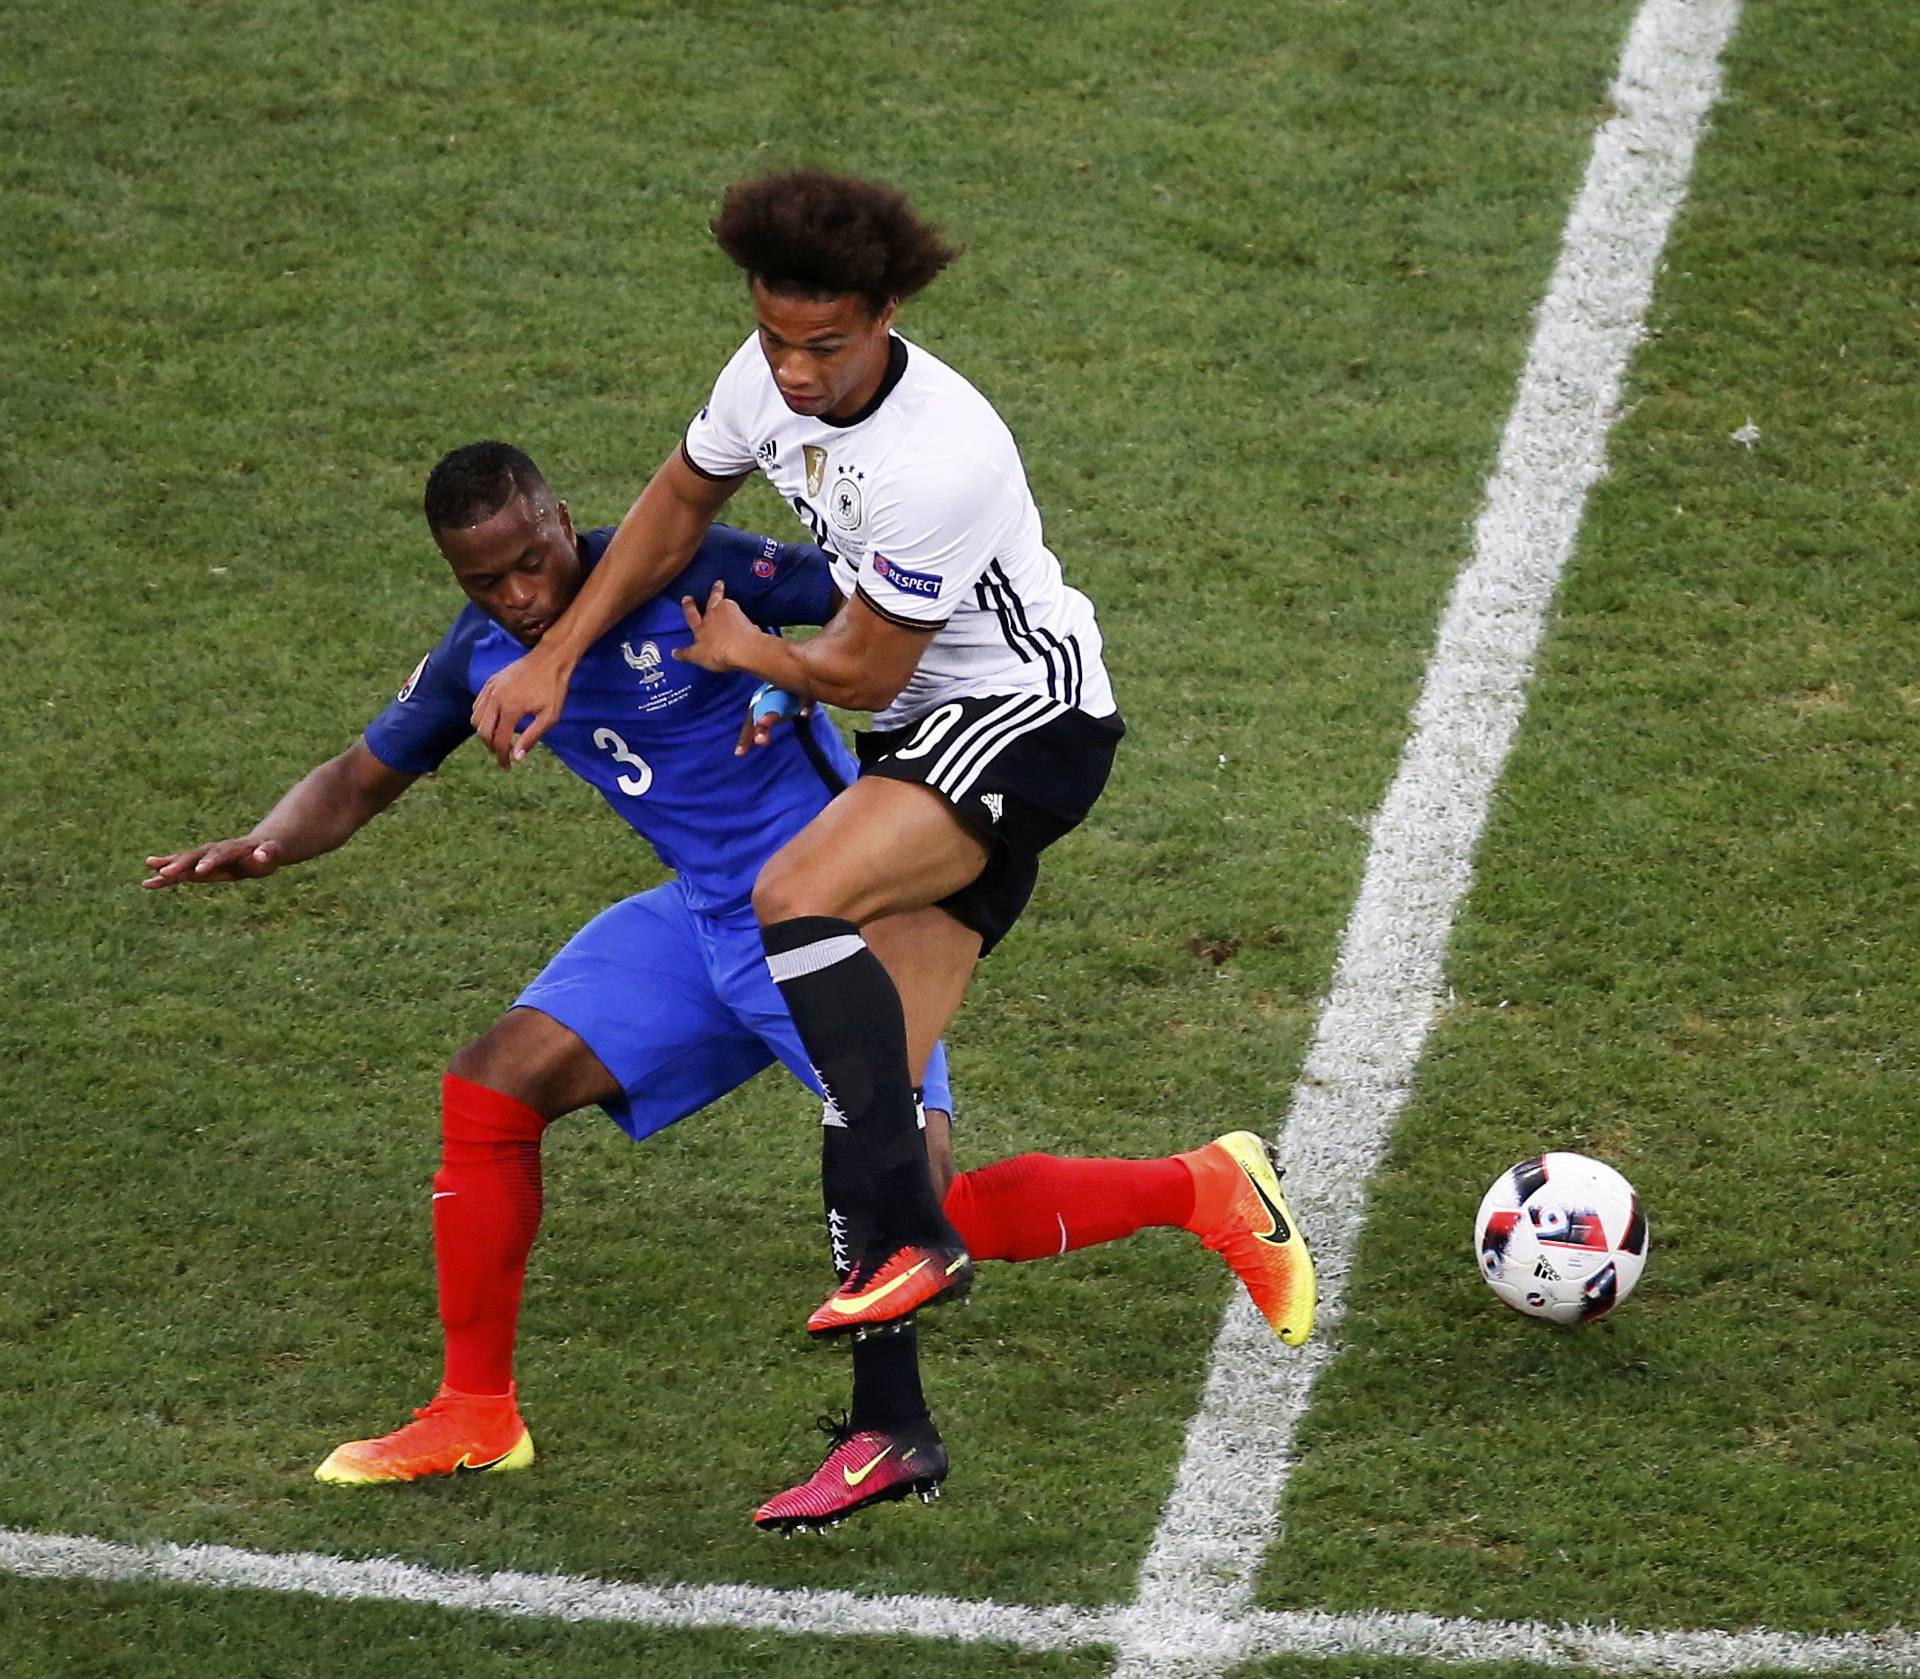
[423,441,551,534]
[711,169,960,313]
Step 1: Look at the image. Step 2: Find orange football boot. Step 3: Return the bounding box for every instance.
[1178,1132,1316,1346]
[313,1383,533,1484]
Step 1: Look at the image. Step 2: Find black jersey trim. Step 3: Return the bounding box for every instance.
[854,583,947,634]
[974,570,1032,665]
[819,336,909,430]
[795,720,848,798]
[1061,633,1085,707]
[975,565,1052,697]
[678,438,752,483]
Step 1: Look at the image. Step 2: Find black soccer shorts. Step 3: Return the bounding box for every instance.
[856,693,1125,956]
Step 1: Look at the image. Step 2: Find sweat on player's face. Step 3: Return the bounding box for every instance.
[434,491,583,648]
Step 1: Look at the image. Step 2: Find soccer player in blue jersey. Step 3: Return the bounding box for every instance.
[145,441,954,1488]
[145,442,1314,1523]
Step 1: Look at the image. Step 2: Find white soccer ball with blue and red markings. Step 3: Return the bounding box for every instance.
[1474,1152,1648,1324]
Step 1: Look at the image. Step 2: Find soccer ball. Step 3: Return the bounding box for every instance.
[1474,1152,1648,1324]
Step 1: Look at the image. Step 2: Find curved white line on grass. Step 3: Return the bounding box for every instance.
[0,1527,1116,1654]
[1113,2,1745,1675]
[6,1527,1918,1676]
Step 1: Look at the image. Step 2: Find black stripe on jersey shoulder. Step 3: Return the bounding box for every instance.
[854,583,946,633]
[678,437,753,483]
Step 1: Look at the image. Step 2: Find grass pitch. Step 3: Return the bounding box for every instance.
[4,0,1915,1674]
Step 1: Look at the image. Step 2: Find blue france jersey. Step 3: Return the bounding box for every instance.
[364,524,852,914]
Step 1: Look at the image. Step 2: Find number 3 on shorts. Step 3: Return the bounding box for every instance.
[593,726,654,796]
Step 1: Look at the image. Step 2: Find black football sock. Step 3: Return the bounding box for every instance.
[822,1126,930,1431]
[848,1322,931,1432]
[764,915,953,1261]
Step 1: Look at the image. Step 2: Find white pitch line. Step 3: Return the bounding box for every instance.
[1235,1607,1920,1677]
[0,1527,1117,1654]
[7,1528,1918,1677]
[1113,2,1745,1675]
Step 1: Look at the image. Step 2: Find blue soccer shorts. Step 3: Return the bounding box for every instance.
[515,881,952,1141]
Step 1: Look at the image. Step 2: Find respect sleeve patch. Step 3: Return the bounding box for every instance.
[870,554,943,600]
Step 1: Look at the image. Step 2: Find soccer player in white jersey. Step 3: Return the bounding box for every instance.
[471,171,1315,1527]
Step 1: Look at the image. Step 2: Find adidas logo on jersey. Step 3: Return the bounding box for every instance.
[980,792,1004,824]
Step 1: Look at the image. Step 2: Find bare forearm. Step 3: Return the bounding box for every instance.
[681,587,930,713]
[544,459,729,666]
[729,632,898,713]
[247,749,406,864]
[144,738,416,888]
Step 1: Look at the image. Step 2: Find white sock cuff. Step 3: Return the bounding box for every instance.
[765,932,868,985]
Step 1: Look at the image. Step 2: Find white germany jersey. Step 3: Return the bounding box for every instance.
[683,331,1116,732]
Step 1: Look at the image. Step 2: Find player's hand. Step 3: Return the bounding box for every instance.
[675,582,760,674]
[141,838,284,889]
[734,684,813,756]
[471,643,573,769]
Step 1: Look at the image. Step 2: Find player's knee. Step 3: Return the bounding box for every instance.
[445,1032,516,1096]
[447,1009,615,1120]
[751,849,813,924]
[445,1017,558,1116]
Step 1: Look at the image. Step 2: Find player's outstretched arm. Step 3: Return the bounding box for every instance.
[142,738,417,888]
[470,447,748,768]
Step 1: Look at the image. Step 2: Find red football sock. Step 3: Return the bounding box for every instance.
[435,1074,550,1395]
[943,1152,1197,1263]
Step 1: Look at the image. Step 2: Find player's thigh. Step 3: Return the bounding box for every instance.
[447,1007,621,1120]
[515,886,778,1141]
[752,776,989,926]
[705,899,968,1099]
